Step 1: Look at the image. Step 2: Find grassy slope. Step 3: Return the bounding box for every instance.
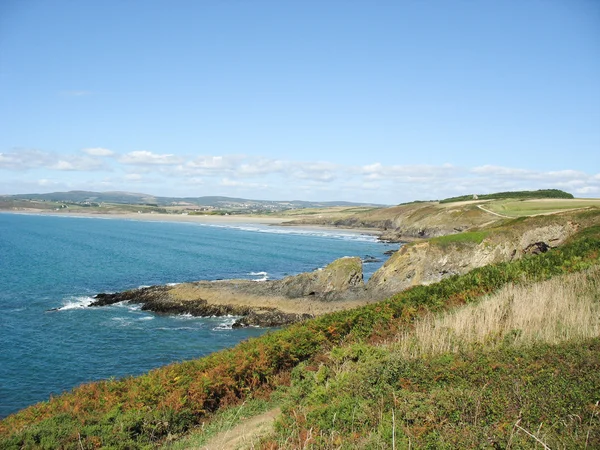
[271,339,599,449]
[175,266,600,449]
[266,267,600,448]
[486,198,600,217]
[1,222,600,448]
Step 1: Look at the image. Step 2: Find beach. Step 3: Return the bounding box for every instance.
[5,210,382,237]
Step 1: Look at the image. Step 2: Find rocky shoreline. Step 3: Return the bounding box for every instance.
[91,286,313,328]
[90,256,367,327]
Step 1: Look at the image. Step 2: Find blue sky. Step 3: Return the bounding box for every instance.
[0,0,598,204]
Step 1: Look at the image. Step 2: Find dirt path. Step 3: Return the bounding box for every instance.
[477,204,511,218]
[199,408,281,450]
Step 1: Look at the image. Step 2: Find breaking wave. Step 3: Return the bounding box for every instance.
[55,296,94,311]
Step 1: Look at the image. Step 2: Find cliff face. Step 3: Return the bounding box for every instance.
[367,219,580,298]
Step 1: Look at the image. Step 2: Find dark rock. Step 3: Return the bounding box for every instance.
[524,241,550,255]
[91,285,170,307]
[232,311,313,328]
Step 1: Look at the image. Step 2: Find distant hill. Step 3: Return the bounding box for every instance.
[1,191,385,210]
[440,189,574,203]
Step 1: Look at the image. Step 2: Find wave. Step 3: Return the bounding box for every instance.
[174,313,194,319]
[156,326,197,331]
[113,302,142,311]
[212,317,237,330]
[249,271,269,282]
[199,223,378,242]
[55,296,94,311]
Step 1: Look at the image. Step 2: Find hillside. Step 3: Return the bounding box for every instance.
[283,195,600,241]
[1,215,599,448]
[0,191,383,214]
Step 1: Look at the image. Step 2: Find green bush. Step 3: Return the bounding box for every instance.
[273,339,600,448]
[440,189,574,203]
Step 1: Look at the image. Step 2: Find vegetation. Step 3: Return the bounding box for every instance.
[429,230,489,247]
[440,189,574,203]
[395,266,600,358]
[1,222,599,448]
[271,339,599,448]
[486,198,600,217]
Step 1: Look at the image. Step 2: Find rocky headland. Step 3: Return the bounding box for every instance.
[90,256,367,327]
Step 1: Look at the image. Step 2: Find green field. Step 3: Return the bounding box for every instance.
[485,198,600,217]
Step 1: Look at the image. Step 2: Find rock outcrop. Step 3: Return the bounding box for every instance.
[90,257,365,327]
[367,219,580,298]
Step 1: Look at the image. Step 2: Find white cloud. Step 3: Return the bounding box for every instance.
[38,179,60,187]
[289,161,339,182]
[471,165,533,176]
[220,178,268,189]
[359,163,459,183]
[239,158,287,176]
[82,147,115,157]
[0,149,56,170]
[575,186,600,194]
[3,146,599,203]
[50,157,107,171]
[119,151,183,165]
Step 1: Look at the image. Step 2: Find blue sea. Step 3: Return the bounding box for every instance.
[0,213,395,418]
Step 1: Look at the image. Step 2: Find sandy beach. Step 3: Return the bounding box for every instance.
[4,210,382,237]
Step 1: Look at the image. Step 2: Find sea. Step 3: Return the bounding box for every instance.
[0,212,396,418]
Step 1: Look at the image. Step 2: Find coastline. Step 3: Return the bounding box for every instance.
[2,210,382,238]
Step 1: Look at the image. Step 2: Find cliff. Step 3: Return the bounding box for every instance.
[366,211,597,298]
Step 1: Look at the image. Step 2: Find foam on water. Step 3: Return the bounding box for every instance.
[200,222,379,242]
[57,296,94,311]
[212,316,238,330]
[249,271,269,281]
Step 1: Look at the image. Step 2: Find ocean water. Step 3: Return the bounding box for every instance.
[0,213,395,418]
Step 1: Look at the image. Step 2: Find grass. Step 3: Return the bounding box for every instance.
[394,265,600,358]
[429,230,489,247]
[486,198,600,217]
[268,339,600,449]
[2,225,600,448]
[264,266,600,448]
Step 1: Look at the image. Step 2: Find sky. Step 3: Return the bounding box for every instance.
[0,0,598,204]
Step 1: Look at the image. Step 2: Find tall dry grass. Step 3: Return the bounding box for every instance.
[393,265,600,359]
